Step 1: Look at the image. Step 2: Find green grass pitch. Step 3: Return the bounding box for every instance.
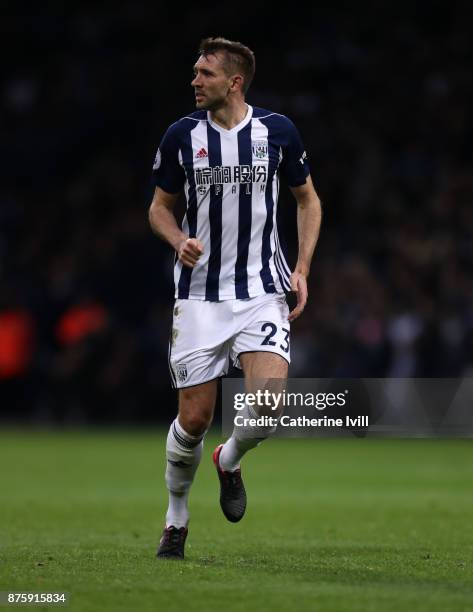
[1,431,472,611]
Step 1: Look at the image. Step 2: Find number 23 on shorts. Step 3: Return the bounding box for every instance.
[260,322,290,353]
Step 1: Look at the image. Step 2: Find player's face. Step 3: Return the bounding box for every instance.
[191,53,234,111]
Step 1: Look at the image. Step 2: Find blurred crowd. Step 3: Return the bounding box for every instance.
[1,3,472,422]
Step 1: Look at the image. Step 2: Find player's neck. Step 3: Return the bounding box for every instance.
[209,99,248,131]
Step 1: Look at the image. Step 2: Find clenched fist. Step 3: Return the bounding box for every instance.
[178,238,204,268]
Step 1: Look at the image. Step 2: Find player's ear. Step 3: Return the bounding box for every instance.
[230,74,244,92]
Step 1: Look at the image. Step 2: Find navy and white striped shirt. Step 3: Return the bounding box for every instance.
[152,105,310,301]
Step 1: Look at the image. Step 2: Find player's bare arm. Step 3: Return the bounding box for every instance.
[288,175,322,322]
[148,187,204,268]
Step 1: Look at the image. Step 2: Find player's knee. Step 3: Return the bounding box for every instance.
[179,389,214,435]
[179,410,211,437]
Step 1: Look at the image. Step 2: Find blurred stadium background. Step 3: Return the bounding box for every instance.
[1,2,472,424]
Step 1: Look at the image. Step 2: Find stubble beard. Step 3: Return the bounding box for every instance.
[195,93,226,112]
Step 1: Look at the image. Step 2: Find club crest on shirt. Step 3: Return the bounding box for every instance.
[252,140,268,160]
[176,363,188,383]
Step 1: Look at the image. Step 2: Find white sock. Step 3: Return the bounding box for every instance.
[219,404,278,472]
[166,490,190,529]
[165,418,204,528]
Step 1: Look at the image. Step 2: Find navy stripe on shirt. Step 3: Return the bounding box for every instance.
[235,124,253,298]
[205,125,223,301]
[177,129,198,299]
[259,133,277,294]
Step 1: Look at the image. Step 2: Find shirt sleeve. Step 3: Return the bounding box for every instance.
[151,123,186,194]
[279,117,310,187]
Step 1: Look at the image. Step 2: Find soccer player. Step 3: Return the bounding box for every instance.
[149,37,322,558]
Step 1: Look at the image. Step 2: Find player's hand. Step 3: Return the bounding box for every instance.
[287,272,308,322]
[178,237,204,268]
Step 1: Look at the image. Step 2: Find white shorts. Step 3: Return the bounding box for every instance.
[168,293,290,388]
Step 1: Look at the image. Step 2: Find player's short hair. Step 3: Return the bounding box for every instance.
[198,37,255,94]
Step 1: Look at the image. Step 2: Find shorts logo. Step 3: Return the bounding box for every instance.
[176,363,188,383]
[252,140,268,160]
